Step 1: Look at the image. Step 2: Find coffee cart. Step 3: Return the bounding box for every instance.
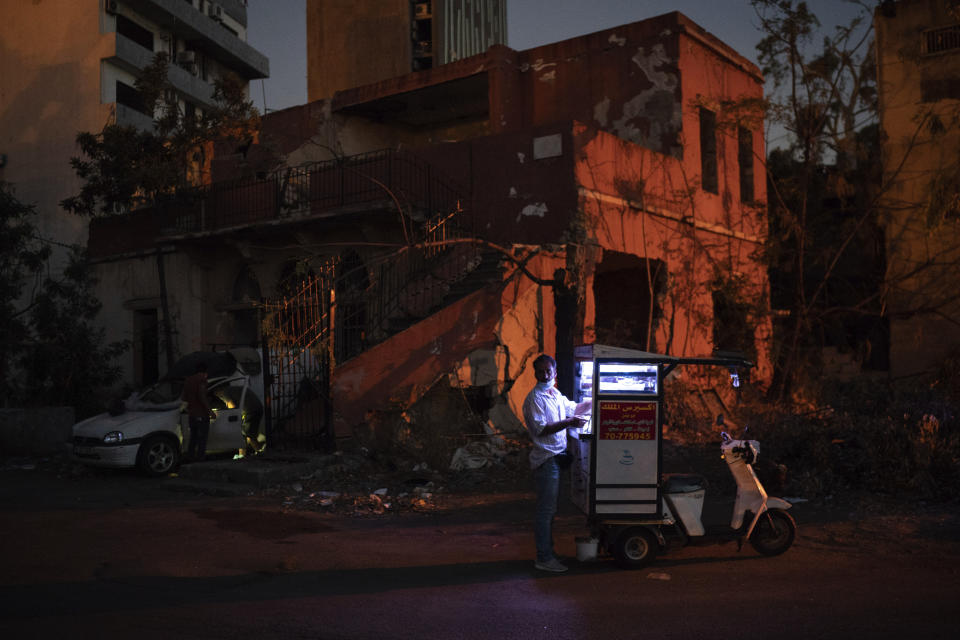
[567,344,753,564]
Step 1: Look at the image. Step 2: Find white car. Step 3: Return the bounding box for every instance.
[71,348,265,476]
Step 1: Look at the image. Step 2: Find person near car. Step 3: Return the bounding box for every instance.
[181,362,216,462]
[522,353,591,573]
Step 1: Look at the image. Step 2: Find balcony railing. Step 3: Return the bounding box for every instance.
[161,149,466,237]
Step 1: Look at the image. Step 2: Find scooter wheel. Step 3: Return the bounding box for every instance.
[749,509,796,556]
[613,527,659,569]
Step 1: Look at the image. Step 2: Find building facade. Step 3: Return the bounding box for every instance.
[875,0,960,377]
[88,11,769,445]
[0,0,268,259]
[0,0,269,385]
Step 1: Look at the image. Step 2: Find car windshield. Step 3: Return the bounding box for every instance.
[138,380,183,405]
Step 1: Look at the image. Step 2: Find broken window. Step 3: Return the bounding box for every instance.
[116,14,154,52]
[593,253,666,352]
[116,80,149,115]
[412,1,434,71]
[699,107,718,194]
[738,126,754,203]
[712,287,755,360]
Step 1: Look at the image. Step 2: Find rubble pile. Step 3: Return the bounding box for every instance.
[269,445,531,516]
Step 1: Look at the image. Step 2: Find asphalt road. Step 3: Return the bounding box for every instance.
[1,460,959,640]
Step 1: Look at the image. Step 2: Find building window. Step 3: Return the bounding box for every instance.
[700,107,718,194]
[116,80,149,115]
[712,288,755,361]
[116,14,154,51]
[923,24,960,55]
[738,126,754,203]
[412,1,434,71]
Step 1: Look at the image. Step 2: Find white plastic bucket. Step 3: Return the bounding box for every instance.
[575,536,599,562]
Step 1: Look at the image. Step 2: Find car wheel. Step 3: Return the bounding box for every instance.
[137,435,180,477]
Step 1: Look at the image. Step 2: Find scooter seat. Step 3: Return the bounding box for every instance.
[663,473,706,493]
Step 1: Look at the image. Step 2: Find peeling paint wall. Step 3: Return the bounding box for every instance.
[513,14,686,159]
[572,123,771,380]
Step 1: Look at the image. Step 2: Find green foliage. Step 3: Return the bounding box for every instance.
[735,364,960,499]
[61,52,260,217]
[19,247,128,417]
[1,183,126,415]
[1,183,52,402]
[665,362,960,500]
[61,125,176,216]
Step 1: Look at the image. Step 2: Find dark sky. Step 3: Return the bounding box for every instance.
[246,0,867,142]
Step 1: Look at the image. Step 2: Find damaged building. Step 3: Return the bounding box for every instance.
[86,7,771,454]
[875,0,960,377]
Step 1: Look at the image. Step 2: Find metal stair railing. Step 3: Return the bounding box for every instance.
[332,204,486,363]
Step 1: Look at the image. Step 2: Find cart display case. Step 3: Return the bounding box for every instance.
[568,344,665,518]
[568,344,752,521]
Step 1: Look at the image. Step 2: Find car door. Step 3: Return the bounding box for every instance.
[205,378,247,453]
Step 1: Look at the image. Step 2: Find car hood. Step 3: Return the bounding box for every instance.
[73,409,180,438]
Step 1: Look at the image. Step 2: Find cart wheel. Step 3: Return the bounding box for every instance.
[613,527,659,569]
[749,509,796,556]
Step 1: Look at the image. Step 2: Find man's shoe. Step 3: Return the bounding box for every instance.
[534,557,568,573]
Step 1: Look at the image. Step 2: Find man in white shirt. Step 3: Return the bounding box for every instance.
[522,354,591,573]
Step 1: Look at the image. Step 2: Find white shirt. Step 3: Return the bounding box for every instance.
[523,382,577,469]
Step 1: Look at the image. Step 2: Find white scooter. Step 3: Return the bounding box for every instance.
[601,422,797,568]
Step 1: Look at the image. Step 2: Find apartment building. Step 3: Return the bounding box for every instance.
[0,0,269,258]
[875,0,960,376]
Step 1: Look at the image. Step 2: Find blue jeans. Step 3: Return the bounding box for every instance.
[534,456,561,562]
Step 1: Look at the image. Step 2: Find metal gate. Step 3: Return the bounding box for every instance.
[260,272,334,450]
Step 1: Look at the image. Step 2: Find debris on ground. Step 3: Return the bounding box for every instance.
[449,440,506,471]
[262,442,532,516]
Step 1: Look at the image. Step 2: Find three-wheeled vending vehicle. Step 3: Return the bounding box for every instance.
[567,344,797,568]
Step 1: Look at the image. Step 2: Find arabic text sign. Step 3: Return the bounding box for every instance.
[598,401,657,440]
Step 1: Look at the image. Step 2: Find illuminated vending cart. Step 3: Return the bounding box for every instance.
[567,343,753,566]
[568,344,665,519]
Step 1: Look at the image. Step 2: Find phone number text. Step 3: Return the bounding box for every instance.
[602,432,653,440]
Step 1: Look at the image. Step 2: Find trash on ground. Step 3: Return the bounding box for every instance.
[449,441,506,471]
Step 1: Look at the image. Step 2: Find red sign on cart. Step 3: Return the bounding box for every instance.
[597,401,657,440]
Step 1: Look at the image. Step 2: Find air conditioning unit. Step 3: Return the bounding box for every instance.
[207,3,223,21]
[105,0,119,15]
[177,50,196,65]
